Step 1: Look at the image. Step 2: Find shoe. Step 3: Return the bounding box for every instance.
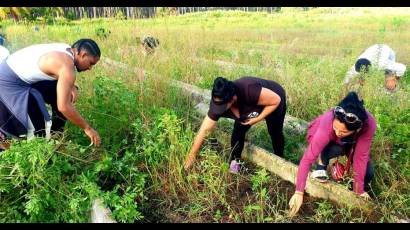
[0,143,8,152]
[311,169,329,183]
[229,160,241,174]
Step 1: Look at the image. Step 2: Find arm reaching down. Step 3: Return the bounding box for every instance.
[184,115,217,170]
[40,52,101,146]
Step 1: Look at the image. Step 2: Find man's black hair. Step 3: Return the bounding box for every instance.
[384,69,394,76]
[72,38,101,57]
[143,36,160,49]
[336,91,368,131]
[355,58,371,73]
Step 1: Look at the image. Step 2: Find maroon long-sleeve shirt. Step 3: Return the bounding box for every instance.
[295,109,377,194]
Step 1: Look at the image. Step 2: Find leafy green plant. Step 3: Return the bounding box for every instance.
[244,169,271,222]
[0,138,101,222]
[309,201,334,223]
[95,26,111,39]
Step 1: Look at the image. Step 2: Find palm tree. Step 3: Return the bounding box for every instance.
[0,7,30,21]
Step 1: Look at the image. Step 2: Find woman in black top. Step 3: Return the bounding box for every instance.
[184,76,287,173]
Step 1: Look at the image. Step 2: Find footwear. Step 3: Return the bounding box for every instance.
[0,143,6,153]
[0,142,9,151]
[0,131,7,151]
[0,131,10,151]
[229,160,241,174]
[311,169,329,183]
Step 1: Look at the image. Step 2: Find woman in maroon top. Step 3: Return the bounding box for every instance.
[184,76,287,173]
[288,92,377,217]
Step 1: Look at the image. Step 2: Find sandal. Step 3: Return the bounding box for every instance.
[311,169,329,183]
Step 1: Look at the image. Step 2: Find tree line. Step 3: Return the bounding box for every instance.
[0,7,316,22]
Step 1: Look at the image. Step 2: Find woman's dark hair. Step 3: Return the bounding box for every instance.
[355,58,371,73]
[211,77,236,103]
[143,36,159,49]
[72,38,101,57]
[336,91,368,130]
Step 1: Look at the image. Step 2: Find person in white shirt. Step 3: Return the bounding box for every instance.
[343,44,406,91]
[0,39,101,148]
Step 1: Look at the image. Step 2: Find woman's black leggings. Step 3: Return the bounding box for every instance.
[319,141,374,191]
[230,101,286,161]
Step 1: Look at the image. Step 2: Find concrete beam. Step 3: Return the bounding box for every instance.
[242,144,374,212]
[91,198,116,223]
[169,80,212,103]
[194,57,286,80]
[101,57,308,135]
[196,96,373,212]
[195,57,256,72]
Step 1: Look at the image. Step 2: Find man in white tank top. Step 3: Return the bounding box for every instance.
[0,45,9,63]
[344,44,406,92]
[0,39,101,147]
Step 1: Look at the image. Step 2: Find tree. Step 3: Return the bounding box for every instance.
[27,7,64,23]
[0,7,30,21]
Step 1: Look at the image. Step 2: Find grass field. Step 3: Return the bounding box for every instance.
[0,7,409,222]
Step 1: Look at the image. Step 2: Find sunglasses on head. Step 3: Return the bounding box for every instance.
[334,106,362,125]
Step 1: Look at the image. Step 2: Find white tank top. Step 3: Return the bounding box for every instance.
[6,43,74,84]
[0,45,9,63]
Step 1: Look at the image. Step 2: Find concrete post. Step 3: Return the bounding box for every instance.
[91,198,117,223]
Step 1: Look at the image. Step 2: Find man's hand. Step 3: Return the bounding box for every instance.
[184,153,196,171]
[184,116,217,171]
[241,117,260,126]
[84,126,101,147]
[288,191,304,217]
[71,86,79,103]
